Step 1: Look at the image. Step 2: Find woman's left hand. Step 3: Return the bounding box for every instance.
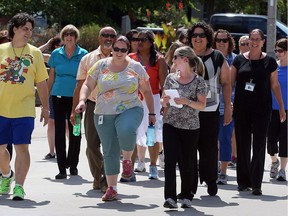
[174,97,189,105]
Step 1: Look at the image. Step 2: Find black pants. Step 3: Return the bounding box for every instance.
[198,111,220,185]
[163,123,199,201]
[267,110,287,157]
[234,111,270,189]
[52,96,81,174]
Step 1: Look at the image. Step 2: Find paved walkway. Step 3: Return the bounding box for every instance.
[0,107,287,216]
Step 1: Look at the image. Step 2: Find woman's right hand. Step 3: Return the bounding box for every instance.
[75,100,86,114]
[160,95,171,107]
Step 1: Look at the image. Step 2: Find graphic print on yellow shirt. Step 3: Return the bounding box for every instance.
[0,55,32,84]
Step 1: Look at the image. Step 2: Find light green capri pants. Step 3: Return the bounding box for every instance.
[94,106,143,175]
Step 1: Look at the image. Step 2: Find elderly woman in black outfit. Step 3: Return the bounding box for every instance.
[231,29,286,195]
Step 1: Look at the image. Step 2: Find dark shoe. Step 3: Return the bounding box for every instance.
[93,180,100,190]
[55,173,67,179]
[163,198,178,209]
[207,182,218,196]
[176,193,182,200]
[101,185,108,193]
[44,153,55,159]
[120,172,136,182]
[70,168,78,175]
[252,188,262,195]
[238,185,252,191]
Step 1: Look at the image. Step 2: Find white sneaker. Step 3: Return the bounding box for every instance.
[159,152,165,169]
[134,161,146,172]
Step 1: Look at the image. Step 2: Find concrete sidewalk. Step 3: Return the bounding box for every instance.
[0,107,287,216]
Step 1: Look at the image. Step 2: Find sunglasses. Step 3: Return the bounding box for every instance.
[191,33,206,38]
[113,47,128,53]
[64,32,75,37]
[131,37,139,42]
[240,42,249,46]
[138,37,149,42]
[274,48,284,53]
[215,38,229,43]
[101,33,116,39]
[249,38,262,42]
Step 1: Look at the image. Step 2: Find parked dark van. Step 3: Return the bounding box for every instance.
[209,13,288,53]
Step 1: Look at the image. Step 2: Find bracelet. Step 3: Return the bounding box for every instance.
[41,107,50,113]
[148,113,156,116]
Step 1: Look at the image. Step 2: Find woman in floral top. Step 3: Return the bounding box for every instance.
[161,46,207,209]
[75,35,156,201]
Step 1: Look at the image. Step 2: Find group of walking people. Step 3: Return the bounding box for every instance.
[0,13,286,211]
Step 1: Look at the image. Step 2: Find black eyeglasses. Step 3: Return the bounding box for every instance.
[113,47,128,53]
[131,37,139,42]
[138,37,149,42]
[101,33,116,39]
[240,42,249,46]
[215,38,229,43]
[191,33,206,38]
[64,32,76,37]
[274,48,284,53]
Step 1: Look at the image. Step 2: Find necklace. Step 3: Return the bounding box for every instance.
[248,51,262,83]
[12,42,26,60]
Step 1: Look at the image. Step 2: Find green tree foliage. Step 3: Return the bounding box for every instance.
[0,0,286,28]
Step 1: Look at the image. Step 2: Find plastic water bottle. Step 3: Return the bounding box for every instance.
[73,114,81,136]
[146,125,155,147]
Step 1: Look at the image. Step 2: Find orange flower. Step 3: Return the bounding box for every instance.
[102,68,109,74]
[102,90,114,100]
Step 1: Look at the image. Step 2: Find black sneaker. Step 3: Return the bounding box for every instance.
[252,188,262,195]
[163,198,178,209]
[238,185,251,191]
[44,153,55,159]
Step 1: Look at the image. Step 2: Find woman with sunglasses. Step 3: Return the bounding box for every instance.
[126,29,139,53]
[75,35,155,201]
[129,30,168,180]
[161,46,207,208]
[231,29,286,195]
[188,22,232,196]
[238,35,250,54]
[47,24,88,179]
[267,38,287,182]
[212,29,237,185]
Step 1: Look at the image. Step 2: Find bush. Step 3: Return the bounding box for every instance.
[78,23,101,52]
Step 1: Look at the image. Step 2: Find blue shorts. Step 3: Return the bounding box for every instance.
[49,95,55,119]
[0,116,34,145]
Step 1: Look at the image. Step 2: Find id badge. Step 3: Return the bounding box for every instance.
[98,115,103,125]
[245,82,255,92]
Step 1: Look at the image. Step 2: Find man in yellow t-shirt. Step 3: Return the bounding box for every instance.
[0,13,49,201]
